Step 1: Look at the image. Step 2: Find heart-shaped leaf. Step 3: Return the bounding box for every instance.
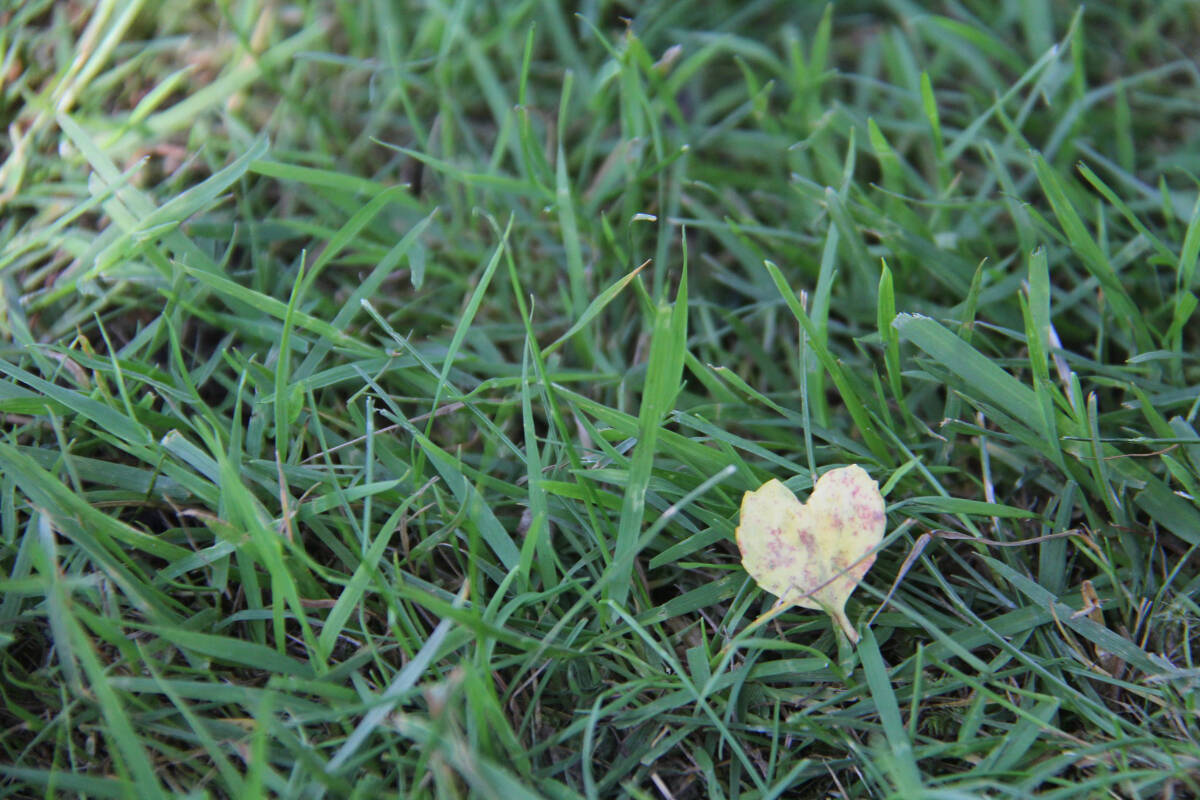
[736,465,886,643]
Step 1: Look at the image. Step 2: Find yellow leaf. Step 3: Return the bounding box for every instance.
[736,466,886,643]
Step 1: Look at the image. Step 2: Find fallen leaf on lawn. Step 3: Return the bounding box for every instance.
[736,465,886,643]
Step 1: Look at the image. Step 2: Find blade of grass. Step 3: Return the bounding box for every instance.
[609,264,688,612]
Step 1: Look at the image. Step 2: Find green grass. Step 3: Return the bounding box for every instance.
[2,1,1199,797]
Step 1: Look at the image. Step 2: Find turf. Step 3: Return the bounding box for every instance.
[1,2,1199,798]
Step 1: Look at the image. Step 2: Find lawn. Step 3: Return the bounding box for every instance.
[1,1,1199,797]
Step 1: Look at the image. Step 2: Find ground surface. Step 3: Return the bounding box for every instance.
[1,2,1199,798]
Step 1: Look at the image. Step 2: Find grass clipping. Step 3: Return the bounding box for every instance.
[736,466,886,643]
